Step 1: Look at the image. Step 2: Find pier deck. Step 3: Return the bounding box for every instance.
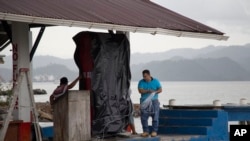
[91,134,205,141]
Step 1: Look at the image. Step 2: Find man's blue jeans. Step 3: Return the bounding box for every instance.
[140,99,160,133]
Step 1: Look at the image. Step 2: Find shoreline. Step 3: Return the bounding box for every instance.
[0,102,141,121]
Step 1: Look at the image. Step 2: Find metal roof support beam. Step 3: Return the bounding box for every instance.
[1,20,12,42]
[108,30,114,34]
[30,26,45,61]
[0,40,11,52]
[117,31,130,40]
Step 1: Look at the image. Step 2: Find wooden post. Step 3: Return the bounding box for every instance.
[53,90,91,141]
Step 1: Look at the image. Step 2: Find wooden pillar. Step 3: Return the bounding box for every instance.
[53,90,91,141]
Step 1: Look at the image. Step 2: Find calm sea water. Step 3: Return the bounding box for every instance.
[34,81,250,105]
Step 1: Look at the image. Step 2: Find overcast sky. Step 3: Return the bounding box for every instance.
[2,0,250,58]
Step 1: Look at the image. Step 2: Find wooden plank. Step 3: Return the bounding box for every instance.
[53,90,91,141]
[68,90,91,141]
[38,110,53,121]
[53,93,68,141]
[25,71,42,141]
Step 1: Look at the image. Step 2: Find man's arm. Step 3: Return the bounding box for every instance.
[138,87,162,94]
[155,79,162,94]
[155,87,162,94]
[68,76,81,89]
[138,88,152,94]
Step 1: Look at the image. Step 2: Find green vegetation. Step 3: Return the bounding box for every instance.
[0,83,12,106]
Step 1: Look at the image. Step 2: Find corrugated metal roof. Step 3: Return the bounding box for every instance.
[0,0,228,41]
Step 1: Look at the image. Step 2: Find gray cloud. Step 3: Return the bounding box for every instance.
[153,0,250,25]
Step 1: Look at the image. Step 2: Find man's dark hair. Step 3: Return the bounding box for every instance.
[142,69,150,75]
[60,77,68,85]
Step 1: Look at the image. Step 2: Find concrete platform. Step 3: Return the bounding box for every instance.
[39,122,210,141]
[160,135,207,141]
[91,134,206,141]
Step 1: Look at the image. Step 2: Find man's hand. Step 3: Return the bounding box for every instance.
[78,73,84,80]
[148,90,155,93]
[138,89,154,94]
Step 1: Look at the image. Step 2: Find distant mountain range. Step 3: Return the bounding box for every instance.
[1,44,250,82]
[1,55,77,71]
[131,43,250,81]
[131,57,250,81]
[0,55,78,82]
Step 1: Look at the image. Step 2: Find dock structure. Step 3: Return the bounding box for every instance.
[159,108,228,140]
[90,135,206,141]
[53,90,91,141]
[40,105,250,141]
[0,1,229,140]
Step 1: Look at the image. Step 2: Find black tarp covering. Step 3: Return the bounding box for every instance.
[73,32,132,135]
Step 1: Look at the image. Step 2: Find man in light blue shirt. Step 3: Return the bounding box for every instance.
[138,69,162,137]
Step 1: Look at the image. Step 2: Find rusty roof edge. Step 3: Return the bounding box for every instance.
[154,28,229,41]
[0,12,229,41]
